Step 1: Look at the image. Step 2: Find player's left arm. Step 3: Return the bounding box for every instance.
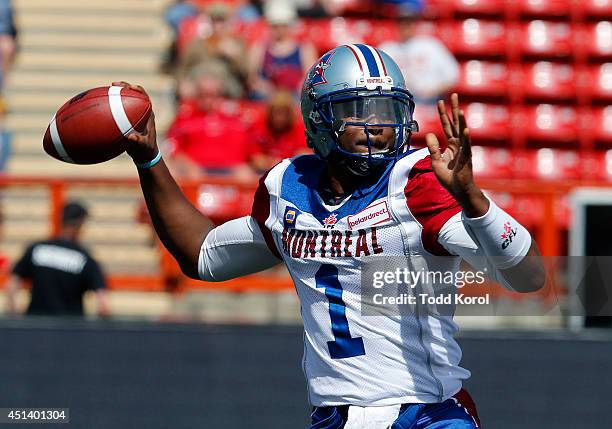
[426,94,545,293]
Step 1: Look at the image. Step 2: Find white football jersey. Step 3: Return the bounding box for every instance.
[249,148,480,407]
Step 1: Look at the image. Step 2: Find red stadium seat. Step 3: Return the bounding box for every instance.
[454,60,511,99]
[581,150,612,182]
[471,146,513,179]
[464,103,512,143]
[516,21,574,59]
[510,0,574,18]
[579,22,612,60]
[176,15,210,53]
[452,0,506,16]
[367,20,400,46]
[585,106,612,145]
[518,62,577,102]
[515,148,581,180]
[579,0,612,19]
[581,63,612,102]
[235,19,271,46]
[521,104,580,146]
[303,18,367,55]
[411,104,444,146]
[443,19,508,58]
[422,0,453,19]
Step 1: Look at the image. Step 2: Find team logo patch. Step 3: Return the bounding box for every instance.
[307,51,335,87]
[501,221,517,249]
[323,213,338,228]
[284,207,300,228]
[347,201,391,230]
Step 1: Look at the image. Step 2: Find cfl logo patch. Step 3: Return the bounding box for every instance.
[501,221,517,250]
[284,207,300,228]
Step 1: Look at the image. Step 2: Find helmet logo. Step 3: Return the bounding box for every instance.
[307,51,336,88]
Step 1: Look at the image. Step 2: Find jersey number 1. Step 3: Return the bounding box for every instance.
[315,264,365,359]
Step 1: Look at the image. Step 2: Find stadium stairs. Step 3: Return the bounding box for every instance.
[3,0,175,277]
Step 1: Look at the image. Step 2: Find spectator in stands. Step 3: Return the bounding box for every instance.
[0,0,16,171]
[379,6,459,105]
[248,90,307,174]
[166,64,254,180]
[0,0,15,87]
[177,2,248,99]
[6,201,110,317]
[248,0,317,100]
[236,0,262,22]
[295,0,336,18]
[0,209,9,274]
[161,0,199,73]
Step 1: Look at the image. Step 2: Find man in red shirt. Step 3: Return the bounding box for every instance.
[166,70,254,180]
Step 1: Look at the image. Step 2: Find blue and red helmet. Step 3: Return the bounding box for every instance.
[300,44,419,175]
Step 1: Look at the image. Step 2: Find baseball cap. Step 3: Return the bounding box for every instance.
[62,201,89,224]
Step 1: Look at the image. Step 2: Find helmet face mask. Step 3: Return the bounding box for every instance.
[301,45,419,177]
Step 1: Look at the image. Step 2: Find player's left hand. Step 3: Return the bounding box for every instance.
[426,93,489,218]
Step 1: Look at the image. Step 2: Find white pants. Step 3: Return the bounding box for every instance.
[343,404,402,429]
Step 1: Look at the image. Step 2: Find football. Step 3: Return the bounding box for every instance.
[43,85,152,164]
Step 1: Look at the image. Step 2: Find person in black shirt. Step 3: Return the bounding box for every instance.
[6,201,110,317]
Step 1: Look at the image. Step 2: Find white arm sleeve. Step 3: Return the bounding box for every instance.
[198,216,281,282]
[437,212,516,291]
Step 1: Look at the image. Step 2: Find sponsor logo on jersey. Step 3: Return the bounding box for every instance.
[501,221,517,249]
[347,201,391,230]
[284,207,300,228]
[323,213,338,228]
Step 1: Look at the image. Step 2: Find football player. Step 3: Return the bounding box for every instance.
[117,43,544,429]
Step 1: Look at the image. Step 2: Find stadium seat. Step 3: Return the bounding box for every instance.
[422,0,453,19]
[514,148,581,180]
[584,106,612,146]
[412,104,444,146]
[332,0,372,16]
[454,60,511,99]
[197,184,254,224]
[579,0,612,19]
[518,62,577,102]
[581,150,612,182]
[366,20,399,45]
[303,18,367,54]
[579,21,612,60]
[510,0,574,18]
[581,63,612,102]
[515,21,575,60]
[176,15,210,53]
[235,19,271,46]
[452,0,506,17]
[471,146,513,179]
[464,103,512,143]
[443,19,508,59]
[521,104,580,146]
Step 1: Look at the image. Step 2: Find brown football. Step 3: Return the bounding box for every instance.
[43,86,152,164]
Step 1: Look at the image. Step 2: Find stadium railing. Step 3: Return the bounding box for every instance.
[0,175,609,294]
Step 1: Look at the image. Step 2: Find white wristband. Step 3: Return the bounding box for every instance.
[461,196,532,270]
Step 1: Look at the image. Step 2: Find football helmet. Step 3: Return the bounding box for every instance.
[300,44,419,176]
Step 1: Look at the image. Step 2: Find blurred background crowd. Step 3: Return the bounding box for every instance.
[159,0,448,182]
[0,0,610,322]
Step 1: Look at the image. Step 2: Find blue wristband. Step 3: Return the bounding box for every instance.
[135,151,162,169]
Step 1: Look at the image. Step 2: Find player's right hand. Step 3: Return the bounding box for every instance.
[111,81,159,165]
